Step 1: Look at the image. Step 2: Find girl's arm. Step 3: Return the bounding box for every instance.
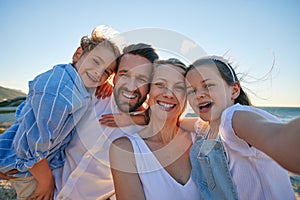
[27,158,54,200]
[99,112,147,127]
[178,117,198,132]
[110,137,146,200]
[232,110,300,174]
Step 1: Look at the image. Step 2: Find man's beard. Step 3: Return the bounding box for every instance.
[113,87,147,113]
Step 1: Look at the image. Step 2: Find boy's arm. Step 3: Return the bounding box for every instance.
[15,93,72,172]
[27,158,54,200]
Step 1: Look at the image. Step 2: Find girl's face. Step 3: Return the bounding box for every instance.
[149,64,186,121]
[75,45,116,88]
[186,64,239,123]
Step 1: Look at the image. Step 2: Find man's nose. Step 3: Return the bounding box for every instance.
[126,77,138,91]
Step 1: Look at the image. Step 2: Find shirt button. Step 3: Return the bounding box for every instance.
[58,195,64,199]
[71,173,76,178]
[35,153,40,157]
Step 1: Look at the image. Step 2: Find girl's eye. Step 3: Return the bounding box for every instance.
[154,82,165,88]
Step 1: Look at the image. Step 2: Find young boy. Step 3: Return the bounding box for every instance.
[0,25,120,199]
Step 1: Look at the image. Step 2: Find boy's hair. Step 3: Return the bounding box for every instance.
[80,26,120,58]
[187,56,251,105]
[116,43,159,72]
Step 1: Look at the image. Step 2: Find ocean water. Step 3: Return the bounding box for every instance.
[185,106,300,123]
[1,106,300,126]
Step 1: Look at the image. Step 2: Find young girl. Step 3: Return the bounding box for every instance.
[0,26,120,200]
[185,56,298,199]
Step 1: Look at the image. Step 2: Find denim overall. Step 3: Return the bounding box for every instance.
[190,133,239,200]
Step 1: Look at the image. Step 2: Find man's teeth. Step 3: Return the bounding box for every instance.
[122,92,136,99]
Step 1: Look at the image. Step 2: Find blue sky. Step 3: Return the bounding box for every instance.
[1,0,300,106]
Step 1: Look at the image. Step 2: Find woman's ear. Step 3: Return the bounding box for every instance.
[231,82,241,100]
[72,47,83,64]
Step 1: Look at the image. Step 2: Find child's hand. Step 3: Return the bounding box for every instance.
[99,113,133,127]
[27,177,54,200]
[27,158,54,200]
[95,74,115,99]
[0,171,11,180]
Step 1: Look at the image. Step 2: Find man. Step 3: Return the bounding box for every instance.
[54,43,158,200]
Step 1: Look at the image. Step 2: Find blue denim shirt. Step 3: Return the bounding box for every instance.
[0,63,91,177]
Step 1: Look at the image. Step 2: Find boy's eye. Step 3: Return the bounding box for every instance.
[94,59,100,65]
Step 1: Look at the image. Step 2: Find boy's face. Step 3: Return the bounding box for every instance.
[75,45,116,88]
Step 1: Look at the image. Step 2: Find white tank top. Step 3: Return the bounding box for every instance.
[126,134,202,200]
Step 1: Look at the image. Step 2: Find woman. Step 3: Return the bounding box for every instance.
[109,58,201,200]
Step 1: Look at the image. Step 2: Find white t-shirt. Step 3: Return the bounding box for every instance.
[54,96,144,200]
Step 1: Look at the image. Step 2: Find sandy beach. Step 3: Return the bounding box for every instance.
[1,173,300,199]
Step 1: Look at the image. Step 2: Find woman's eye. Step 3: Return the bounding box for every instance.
[175,86,185,91]
[187,89,196,95]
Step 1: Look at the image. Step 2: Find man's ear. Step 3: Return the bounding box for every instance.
[231,82,241,100]
[112,72,117,85]
[72,47,83,63]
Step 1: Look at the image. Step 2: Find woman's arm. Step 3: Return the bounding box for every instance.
[232,110,300,174]
[110,137,146,200]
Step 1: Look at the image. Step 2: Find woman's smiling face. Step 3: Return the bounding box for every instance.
[149,64,186,121]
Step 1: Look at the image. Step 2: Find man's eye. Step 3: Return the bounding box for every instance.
[205,83,214,88]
